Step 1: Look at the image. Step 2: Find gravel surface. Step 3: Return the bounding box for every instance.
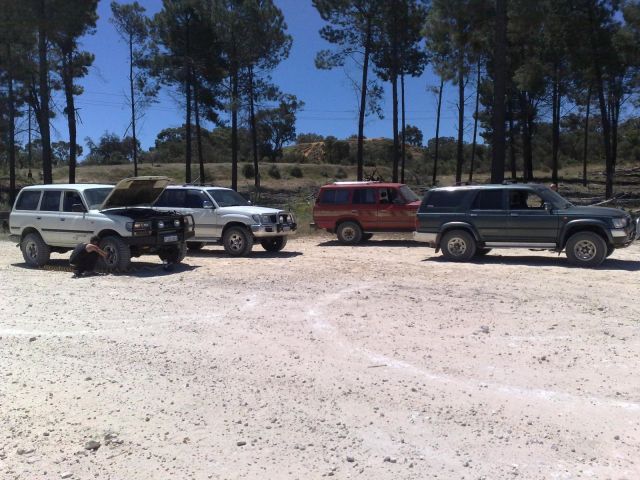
[1,235,639,479]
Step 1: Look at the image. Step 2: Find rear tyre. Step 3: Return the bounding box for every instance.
[261,236,288,252]
[187,242,205,251]
[21,232,51,267]
[360,233,374,242]
[336,221,362,244]
[566,232,606,268]
[476,248,492,256]
[441,230,476,262]
[98,236,131,272]
[223,226,254,256]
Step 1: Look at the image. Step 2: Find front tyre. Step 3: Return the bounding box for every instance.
[98,236,131,272]
[336,221,362,244]
[441,230,477,262]
[21,232,51,267]
[476,248,492,257]
[360,233,374,242]
[566,232,607,267]
[223,226,254,256]
[261,236,288,252]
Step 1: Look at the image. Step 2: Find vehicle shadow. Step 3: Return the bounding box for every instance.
[186,249,303,259]
[422,254,640,271]
[11,259,201,277]
[317,239,423,248]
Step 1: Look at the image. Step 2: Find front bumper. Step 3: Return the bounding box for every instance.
[610,218,640,248]
[251,222,297,238]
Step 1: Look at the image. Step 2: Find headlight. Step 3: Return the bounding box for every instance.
[612,218,628,229]
[261,214,274,224]
[252,214,261,224]
[174,219,181,227]
[157,221,165,229]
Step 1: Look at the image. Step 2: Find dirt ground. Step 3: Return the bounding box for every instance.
[1,234,639,480]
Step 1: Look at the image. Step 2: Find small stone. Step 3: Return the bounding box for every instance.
[61,473,73,479]
[480,325,490,334]
[614,435,620,440]
[29,337,37,342]
[84,440,101,451]
[346,456,355,463]
[236,441,246,447]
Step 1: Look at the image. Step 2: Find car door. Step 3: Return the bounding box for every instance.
[377,187,413,230]
[58,190,94,247]
[506,189,559,245]
[351,187,378,231]
[468,189,508,242]
[38,190,63,244]
[184,189,217,240]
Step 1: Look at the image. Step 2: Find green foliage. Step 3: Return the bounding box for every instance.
[267,164,281,179]
[296,133,325,144]
[334,167,348,179]
[83,132,139,165]
[242,163,255,179]
[289,165,303,178]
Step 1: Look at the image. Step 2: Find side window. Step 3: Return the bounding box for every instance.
[15,190,42,210]
[509,190,545,210]
[426,190,468,208]
[319,189,349,204]
[185,190,205,208]
[352,188,376,204]
[40,191,62,212]
[157,190,186,208]
[471,190,504,210]
[525,192,545,209]
[63,191,85,212]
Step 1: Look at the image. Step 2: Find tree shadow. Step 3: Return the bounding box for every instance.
[317,239,423,248]
[186,248,303,259]
[422,253,640,271]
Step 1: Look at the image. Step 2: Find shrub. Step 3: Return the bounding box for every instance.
[268,164,281,179]
[335,167,348,179]
[242,163,255,179]
[289,165,303,178]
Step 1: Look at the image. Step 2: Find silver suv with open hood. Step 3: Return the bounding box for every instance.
[9,176,194,271]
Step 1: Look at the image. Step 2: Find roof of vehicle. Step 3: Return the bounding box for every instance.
[165,185,231,190]
[430,183,549,192]
[19,183,113,191]
[321,181,407,188]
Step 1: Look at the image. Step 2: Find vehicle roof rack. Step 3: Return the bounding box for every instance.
[332,181,381,185]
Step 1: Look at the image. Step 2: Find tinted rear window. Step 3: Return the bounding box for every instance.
[425,190,468,208]
[319,189,350,204]
[352,188,376,204]
[471,190,504,210]
[40,191,62,211]
[15,190,41,210]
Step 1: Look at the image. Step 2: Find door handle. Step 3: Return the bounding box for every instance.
[36,217,42,220]
[60,218,66,221]
[510,213,520,216]
[469,213,478,217]
[351,210,357,213]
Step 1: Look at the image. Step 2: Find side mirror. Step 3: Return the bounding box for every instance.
[203,200,215,209]
[72,203,86,213]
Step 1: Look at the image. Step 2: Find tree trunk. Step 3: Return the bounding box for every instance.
[129,32,138,176]
[432,78,444,186]
[507,97,518,180]
[391,73,399,183]
[184,20,192,184]
[231,67,239,191]
[455,60,465,185]
[62,50,77,184]
[7,48,16,205]
[400,73,406,184]
[582,87,591,187]
[551,72,560,184]
[519,92,533,181]
[356,18,371,181]
[248,65,260,192]
[469,60,481,184]
[491,0,507,184]
[193,73,205,185]
[38,0,52,184]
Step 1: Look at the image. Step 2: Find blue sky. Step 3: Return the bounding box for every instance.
[46,0,464,156]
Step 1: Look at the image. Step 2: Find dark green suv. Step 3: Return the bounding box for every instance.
[415,184,639,267]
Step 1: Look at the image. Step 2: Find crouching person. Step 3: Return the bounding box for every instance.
[70,236,107,278]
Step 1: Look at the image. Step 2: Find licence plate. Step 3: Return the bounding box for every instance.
[282,225,290,232]
[164,234,178,243]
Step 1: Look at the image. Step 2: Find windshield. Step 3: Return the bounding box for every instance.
[84,188,112,209]
[207,189,251,207]
[539,187,573,209]
[400,185,420,203]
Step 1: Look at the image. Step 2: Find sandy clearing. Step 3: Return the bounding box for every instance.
[1,235,639,480]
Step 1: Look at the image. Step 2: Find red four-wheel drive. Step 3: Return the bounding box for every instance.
[312,181,422,244]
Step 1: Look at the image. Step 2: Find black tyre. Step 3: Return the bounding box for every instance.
[98,236,131,272]
[565,231,607,267]
[606,244,615,258]
[336,221,362,244]
[476,248,492,256]
[261,236,288,252]
[187,242,205,251]
[21,232,51,267]
[223,226,254,256]
[440,230,477,262]
[361,233,374,242]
